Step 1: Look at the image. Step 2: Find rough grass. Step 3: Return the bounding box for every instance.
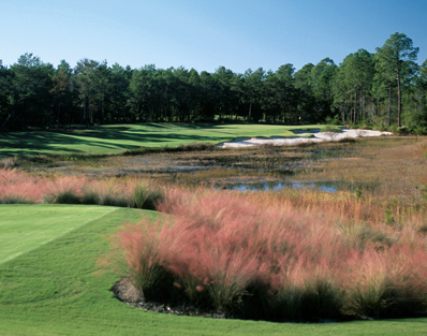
[21,135,423,201]
[2,205,427,335]
[300,137,427,197]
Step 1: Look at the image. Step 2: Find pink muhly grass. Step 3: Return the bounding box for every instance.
[0,168,85,203]
[113,189,427,319]
[156,187,209,214]
[123,192,350,312]
[114,223,167,294]
[341,244,427,318]
[0,169,53,202]
[0,169,160,208]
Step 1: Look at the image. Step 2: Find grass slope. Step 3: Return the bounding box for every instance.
[0,123,319,158]
[1,205,426,335]
[0,204,116,264]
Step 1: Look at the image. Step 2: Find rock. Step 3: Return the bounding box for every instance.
[111,277,143,304]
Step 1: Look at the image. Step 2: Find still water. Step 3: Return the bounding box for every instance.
[216,181,339,193]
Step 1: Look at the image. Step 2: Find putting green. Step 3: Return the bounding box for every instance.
[0,204,117,264]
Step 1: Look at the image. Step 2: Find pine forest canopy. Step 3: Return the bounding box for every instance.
[0,32,426,133]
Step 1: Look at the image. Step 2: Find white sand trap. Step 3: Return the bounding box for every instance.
[218,128,392,148]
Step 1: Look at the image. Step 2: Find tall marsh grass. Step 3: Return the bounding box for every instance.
[115,190,427,321]
[2,166,427,320]
[0,168,163,210]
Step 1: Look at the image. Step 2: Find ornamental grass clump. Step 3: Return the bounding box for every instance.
[132,183,164,210]
[0,168,56,203]
[0,195,34,204]
[51,190,82,204]
[0,168,163,210]
[114,191,427,321]
[116,224,174,302]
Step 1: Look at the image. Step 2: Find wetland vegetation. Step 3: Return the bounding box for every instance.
[1,123,427,336]
[2,133,427,321]
[10,133,424,198]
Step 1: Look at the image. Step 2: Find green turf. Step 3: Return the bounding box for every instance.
[0,123,322,158]
[0,204,116,264]
[1,204,426,335]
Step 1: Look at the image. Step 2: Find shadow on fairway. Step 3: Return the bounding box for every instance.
[0,128,225,158]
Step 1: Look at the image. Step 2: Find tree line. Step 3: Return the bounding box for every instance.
[1,32,426,132]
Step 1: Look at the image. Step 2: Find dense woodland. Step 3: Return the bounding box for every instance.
[1,33,426,132]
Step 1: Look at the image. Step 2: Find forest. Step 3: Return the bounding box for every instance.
[0,32,426,132]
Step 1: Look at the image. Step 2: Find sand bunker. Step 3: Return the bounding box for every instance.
[218,128,392,148]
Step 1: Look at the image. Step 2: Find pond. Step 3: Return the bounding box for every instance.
[215,180,340,193]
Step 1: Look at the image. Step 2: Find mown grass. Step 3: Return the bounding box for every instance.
[0,204,115,264]
[0,123,322,158]
[1,205,427,335]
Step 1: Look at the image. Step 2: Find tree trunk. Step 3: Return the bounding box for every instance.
[101,95,105,125]
[85,99,89,129]
[388,84,392,126]
[90,103,93,124]
[341,104,345,124]
[353,89,357,124]
[57,103,61,128]
[1,112,13,131]
[396,69,402,127]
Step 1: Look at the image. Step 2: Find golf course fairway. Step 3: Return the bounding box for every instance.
[1,204,427,335]
[0,123,316,158]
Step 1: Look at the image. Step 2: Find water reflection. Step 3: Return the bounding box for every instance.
[216,181,339,193]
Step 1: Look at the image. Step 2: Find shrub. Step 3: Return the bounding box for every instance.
[322,125,342,140]
[123,143,215,156]
[325,114,340,126]
[387,124,398,133]
[191,117,215,123]
[396,126,409,135]
[176,143,215,152]
[322,125,341,133]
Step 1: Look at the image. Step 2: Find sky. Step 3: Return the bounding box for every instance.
[1,0,426,73]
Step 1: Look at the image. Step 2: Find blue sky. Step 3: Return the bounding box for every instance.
[1,0,426,73]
